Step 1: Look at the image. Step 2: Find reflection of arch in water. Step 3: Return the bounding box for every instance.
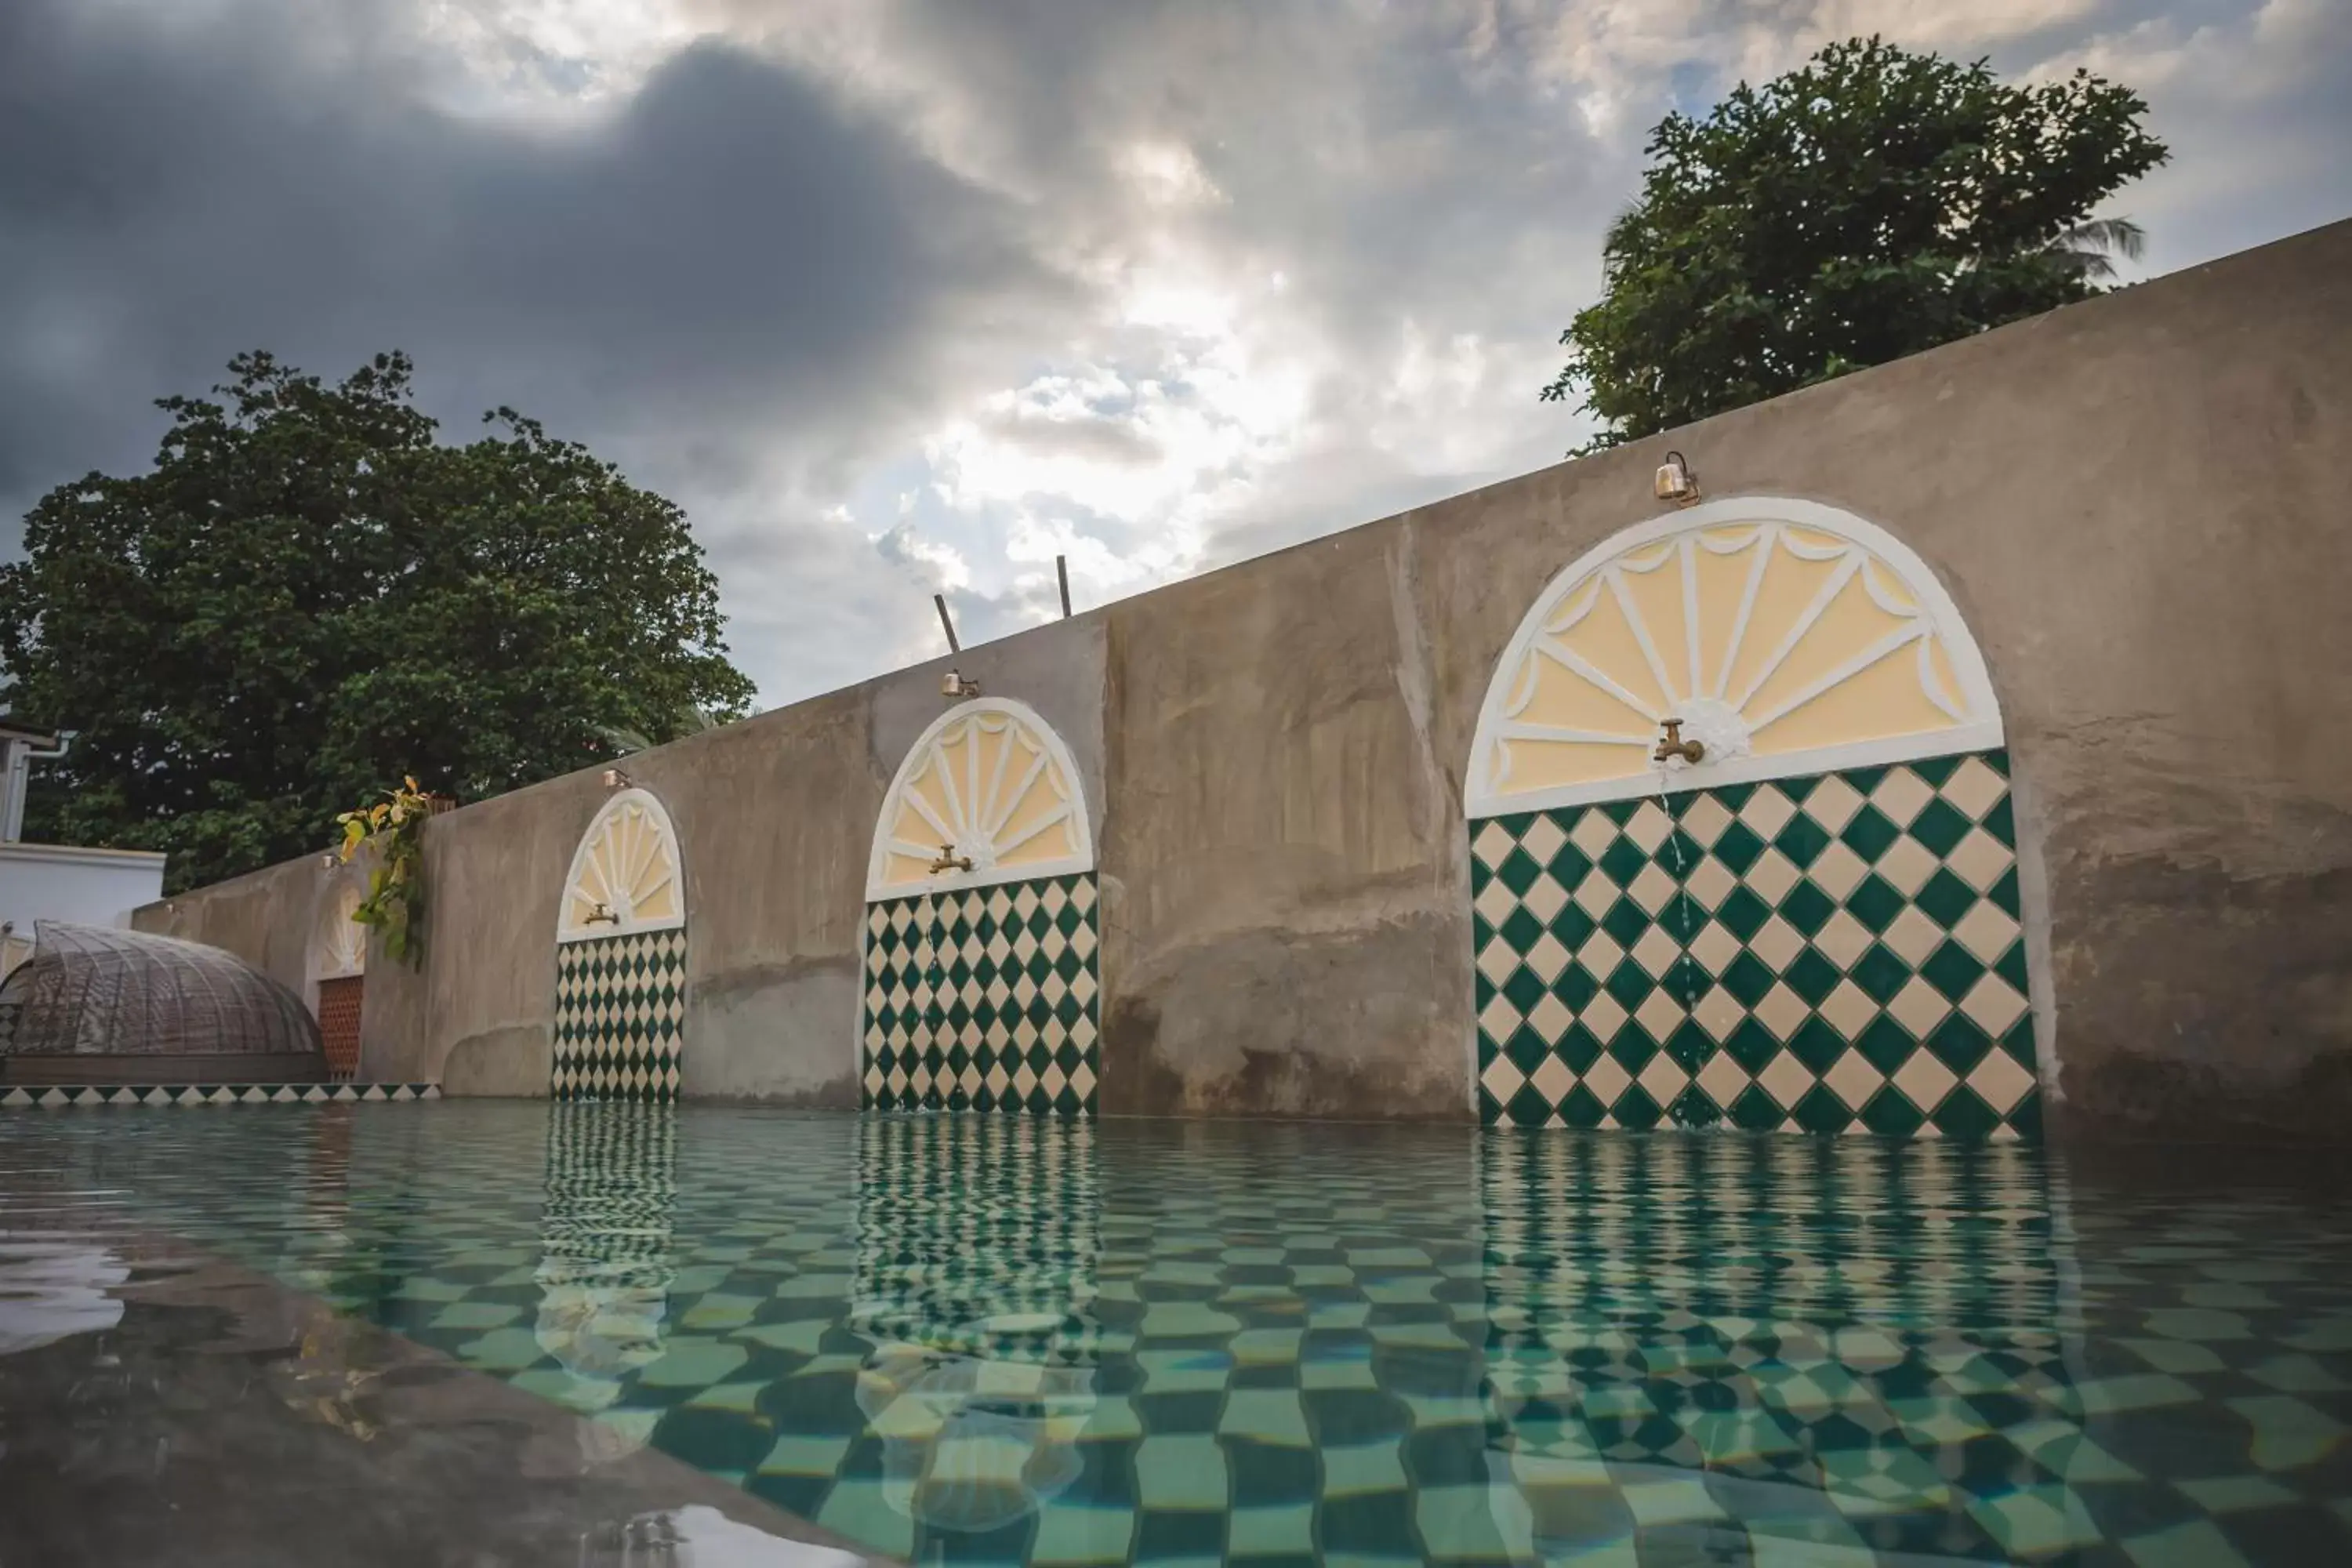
[851,1115,1101,1538]
[535,1102,679,1414]
[1478,1134,2074,1558]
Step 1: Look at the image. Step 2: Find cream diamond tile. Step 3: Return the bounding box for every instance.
[1473,877,1519,928]
[1521,815,1569,864]
[1942,757,2009,822]
[866,904,890,937]
[1824,1049,1883,1112]
[1529,994,1576,1046]
[1479,995,1523,1041]
[1696,1051,1749,1112]
[1755,983,1809,1041]
[1523,873,1570,924]
[1041,1064,1068,1097]
[986,1063,1011,1094]
[1525,932,1572,984]
[1072,970,1098,1006]
[1477,937,1524,988]
[1070,923,1098,960]
[1966,1049,2036,1115]
[1472,821,1517,869]
[1625,800,1672,853]
[1529,1053,1578,1109]
[1947,829,2014,893]
[1582,1054,1632,1106]
[960,1065,984,1096]
[1071,1015,1098,1047]
[1747,848,1801,906]
[1882,906,1946,967]
[1693,984,1745,1043]
[1750,916,1806,974]
[1570,812,1618,859]
[1043,882,1070,916]
[1689,921,1741,976]
[1014,1062,1040,1094]
[1638,1052,1689,1107]
[1482,1052,1526,1105]
[1684,855,1737,911]
[1952,901,2022,964]
[987,887,1015,921]
[1758,1052,1813,1109]
[1581,993,1630,1043]
[1802,775,1864,834]
[1628,863,1678,915]
[863,1063,887,1094]
[1819,981,1878,1041]
[887,1065,909,1094]
[1869,768,1935,829]
[1072,877,1098,913]
[1740,785,1797,839]
[1892,1051,1958,1114]
[1960,975,2029,1035]
[1573,869,1619,920]
[1681,794,1735,848]
[1634,989,1686,1044]
[1876,838,1938,896]
[1809,841,1868,901]
[1632,925,1682,979]
[1577,931,1626,982]
[1887,977,1952,1040]
[1813,910,1872,971]
[1070,1062,1097,1099]
[1014,885,1042,918]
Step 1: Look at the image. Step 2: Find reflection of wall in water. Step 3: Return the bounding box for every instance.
[1479,1134,2076,1558]
[851,1115,1100,1538]
[536,1102,679,1414]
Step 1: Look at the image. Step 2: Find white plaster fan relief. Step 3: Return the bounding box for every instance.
[561,792,684,940]
[871,702,1093,897]
[1468,501,2002,816]
[319,884,368,978]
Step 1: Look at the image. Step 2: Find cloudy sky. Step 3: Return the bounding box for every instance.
[5,0,2347,709]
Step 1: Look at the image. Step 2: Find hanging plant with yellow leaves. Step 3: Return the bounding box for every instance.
[336,777,434,965]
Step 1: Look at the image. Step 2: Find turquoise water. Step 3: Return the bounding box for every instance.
[5,1102,2350,1565]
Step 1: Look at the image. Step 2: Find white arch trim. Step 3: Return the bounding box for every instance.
[314,881,367,981]
[1466,497,2003,819]
[557,786,687,942]
[866,698,1096,901]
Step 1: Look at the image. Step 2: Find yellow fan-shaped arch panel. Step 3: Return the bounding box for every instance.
[869,700,1094,898]
[559,789,685,941]
[317,883,368,978]
[1467,499,2002,817]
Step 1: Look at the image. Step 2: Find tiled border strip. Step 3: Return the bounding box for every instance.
[2,1083,441,1109]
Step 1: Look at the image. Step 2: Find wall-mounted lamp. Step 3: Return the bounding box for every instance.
[601,768,633,790]
[1653,450,1700,506]
[941,670,982,699]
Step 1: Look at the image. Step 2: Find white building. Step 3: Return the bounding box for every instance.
[0,721,167,972]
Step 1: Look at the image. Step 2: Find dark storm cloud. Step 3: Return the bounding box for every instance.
[0,0,1061,544]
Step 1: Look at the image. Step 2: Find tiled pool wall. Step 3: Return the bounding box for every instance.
[553,927,688,1103]
[1473,749,2040,1139]
[118,227,2352,1142]
[860,873,1102,1116]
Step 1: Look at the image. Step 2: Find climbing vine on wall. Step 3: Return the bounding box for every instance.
[336,777,436,965]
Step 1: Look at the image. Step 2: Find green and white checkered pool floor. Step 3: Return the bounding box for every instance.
[6,1103,2350,1564]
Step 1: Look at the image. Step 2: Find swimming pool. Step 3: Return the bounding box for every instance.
[5,1102,2349,1564]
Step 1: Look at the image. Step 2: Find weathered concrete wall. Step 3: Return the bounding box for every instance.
[136,219,2352,1140]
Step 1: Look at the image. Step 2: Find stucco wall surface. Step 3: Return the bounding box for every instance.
[135,219,2352,1141]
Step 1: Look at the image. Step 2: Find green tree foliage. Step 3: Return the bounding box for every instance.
[0,351,756,891]
[1544,37,2169,451]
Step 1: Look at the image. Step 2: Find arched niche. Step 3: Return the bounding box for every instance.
[867,699,1095,899]
[1465,498,2037,1142]
[1467,497,2002,819]
[862,700,1102,1119]
[557,788,686,942]
[551,786,688,1103]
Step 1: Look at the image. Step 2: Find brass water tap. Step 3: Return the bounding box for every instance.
[928,844,975,874]
[1654,719,1705,765]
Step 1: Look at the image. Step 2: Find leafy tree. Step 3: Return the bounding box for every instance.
[1544,37,2168,451]
[0,351,756,891]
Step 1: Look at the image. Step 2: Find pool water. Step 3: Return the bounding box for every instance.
[5,1103,2350,1566]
